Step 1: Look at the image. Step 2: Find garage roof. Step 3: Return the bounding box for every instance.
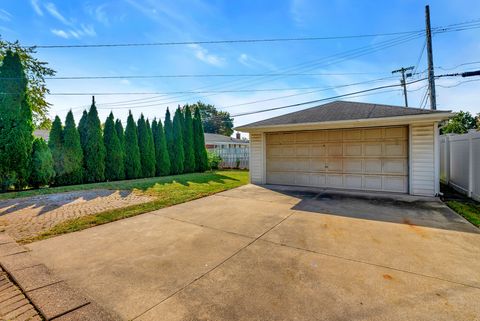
[237,101,450,129]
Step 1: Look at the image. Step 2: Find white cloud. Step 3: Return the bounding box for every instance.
[0,9,12,22]
[238,53,276,70]
[50,25,96,39]
[45,2,71,25]
[188,44,225,67]
[30,0,43,16]
[51,29,70,39]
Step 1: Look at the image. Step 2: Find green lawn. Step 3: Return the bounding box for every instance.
[446,200,480,227]
[14,170,248,243]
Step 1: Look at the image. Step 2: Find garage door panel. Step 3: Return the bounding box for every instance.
[295,173,310,186]
[385,142,407,156]
[365,159,382,173]
[383,176,407,192]
[385,126,407,139]
[383,159,407,174]
[327,144,343,156]
[344,143,362,156]
[310,159,326,172]
[344,159,363,173]
[266,126,408,193]
[326,174,343,187]
[295,145,310,156]
[364,128,383,140]
[296,159,310,171]
[310,174,326,186]
[364,143,383,156]
[326,159,343,172]
[311,145,326,156]
[295,132,311,142]
[365,176,383,190]
[343,129,362,141]
[345,175,363,189]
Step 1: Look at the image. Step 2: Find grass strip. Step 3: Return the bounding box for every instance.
[18,170,248,243]
[446,200,480,227]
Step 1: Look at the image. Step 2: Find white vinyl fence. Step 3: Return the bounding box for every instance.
[440,130,480,201]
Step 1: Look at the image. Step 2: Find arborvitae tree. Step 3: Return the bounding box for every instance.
[0,51,34,190]
[152,118,170,176]
[172,108,185,174]
[146,119,156,176]
[78,110,88,153]
[103,112,124,181]
[29,138,55,188]
[48,116,64,185]
[193,106,209,172]
[84,97,105,183]
[124,111,141,179]
[60,111,83,185]
[137,114,155,178]
[182,107,195,173]
[164,108,175,174]
[114,119,126,180]
[115,119,126,162]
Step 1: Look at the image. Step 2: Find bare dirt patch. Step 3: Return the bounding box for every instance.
[0,190,154,241]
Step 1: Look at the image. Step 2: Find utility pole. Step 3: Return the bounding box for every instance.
[392,66,414,107]
[425,5,436,110]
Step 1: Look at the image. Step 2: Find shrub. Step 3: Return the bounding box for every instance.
[207,151,222,170]
[29,138,55,188]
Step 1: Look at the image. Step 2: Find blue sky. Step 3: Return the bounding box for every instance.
[1,0,479,131]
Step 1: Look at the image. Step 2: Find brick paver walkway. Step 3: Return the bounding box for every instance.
[0,190,155,241]
[0,267,41,321]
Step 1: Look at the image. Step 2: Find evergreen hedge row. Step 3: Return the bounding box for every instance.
[0,50,211,190]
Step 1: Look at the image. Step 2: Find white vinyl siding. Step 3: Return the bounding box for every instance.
[410,123,436,196]
[265,126,408,193]
[249,133,265,184]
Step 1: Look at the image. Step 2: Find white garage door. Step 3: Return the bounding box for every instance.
[266,126,408,193]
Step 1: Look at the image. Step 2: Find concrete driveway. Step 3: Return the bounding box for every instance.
[27,184,480,321]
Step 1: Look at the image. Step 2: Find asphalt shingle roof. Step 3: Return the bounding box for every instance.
[239,100,449,128]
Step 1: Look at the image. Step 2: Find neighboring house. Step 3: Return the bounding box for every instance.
[236,100,452,197]
[33,129,50,142]
[205,133,249,169]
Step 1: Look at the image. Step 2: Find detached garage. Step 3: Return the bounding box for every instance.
[236,101,452,197]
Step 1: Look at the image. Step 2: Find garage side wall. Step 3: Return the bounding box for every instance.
[249,132,266,184]
[410,123,437,196]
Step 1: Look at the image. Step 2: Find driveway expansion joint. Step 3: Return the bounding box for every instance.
[260,238,480,290]
[132,207,298,320]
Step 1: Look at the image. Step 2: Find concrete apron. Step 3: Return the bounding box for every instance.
[27,184,480,321]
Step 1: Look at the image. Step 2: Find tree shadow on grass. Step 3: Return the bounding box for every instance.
[0,172,241,216]
[117,172,240,191]
[0,190,128,216]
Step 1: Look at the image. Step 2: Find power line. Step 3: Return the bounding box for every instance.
[44,71,390,80]
[57,33,424,110]
[26,18,480,49]
[31,30,425,49]
[231,78,428,117]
